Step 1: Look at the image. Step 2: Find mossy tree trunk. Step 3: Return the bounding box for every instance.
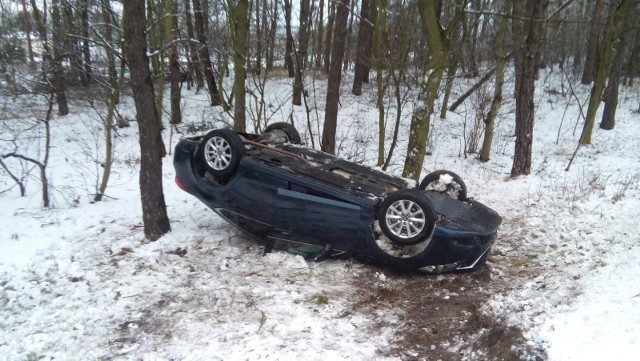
[402,0,463,182]
[579,0,633,144]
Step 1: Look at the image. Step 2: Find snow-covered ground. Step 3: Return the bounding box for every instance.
[1,69,639,360]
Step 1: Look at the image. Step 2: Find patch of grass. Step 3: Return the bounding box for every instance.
[611,172,639,203]
[306,292,329,305]
[25,352,46,361]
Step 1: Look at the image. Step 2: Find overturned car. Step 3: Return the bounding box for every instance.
[173,123,501,272]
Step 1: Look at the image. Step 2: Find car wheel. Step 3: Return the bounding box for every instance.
[264,122,302,144]
[418,170,468,200]
[198,128,245,177]
[378,190,436,246]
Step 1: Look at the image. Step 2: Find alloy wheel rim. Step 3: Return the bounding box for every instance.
[385,199,426,239]
[204,136,232,170]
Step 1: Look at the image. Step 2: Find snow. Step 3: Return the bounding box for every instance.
[1,68,639,360]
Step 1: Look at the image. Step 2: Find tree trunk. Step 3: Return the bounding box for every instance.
[323,0,336,74]
[581,0,605,85]
[511,0,548,177]
[439,19,463,119]
[284,0,295,77]
[315,0,325,68]
[184,0,205,89]
[51,0,69,116]
[352,0,373,96]
[580,0,632,144]
[624,24,640,85]
[96,61,126,202]
[402,0,460,181]
[81,0,92,85]
[123,0,171,241]
[266,0,278,70]
[321,0,349,155]
[231,0,249,132]
[101,1,118,88]
[293,0,311,105]
[63,3,83,85]
[193,0,221,105]
[372,0,386,166]
[466,0,481,78]
[480,0,510,162]
[255,0,264,75]
[600,4,636,130]
[21,0,35,65]
[343,0,355,71]
[168,0,182,125]
[148,0,166,123]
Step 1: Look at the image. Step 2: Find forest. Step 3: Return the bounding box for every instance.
[1,0,638,230]
[1,0,639,360]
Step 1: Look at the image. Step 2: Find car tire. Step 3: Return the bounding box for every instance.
[264,122,302,144]
[418,170,468,200]
[378,190,436,246]
[198,128,245,177]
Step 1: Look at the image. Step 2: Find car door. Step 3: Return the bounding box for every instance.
[271,180,368,247]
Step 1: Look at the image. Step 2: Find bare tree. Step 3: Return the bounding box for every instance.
[293,0,311,106]
[255,0,264,75]
[80,0,92,85]
[266,0,278,70]
[315,0,325,68]
[480,0,511,162]
[600,3,636,130]
[19,0,35,65]
[511,0,549,177]
[323,0,336,73]
[352,0,373,96]
[95,61,126,202]
[579,0,633,144]
[581,0,605,84]
[1,96,55,208]
[229,0,250,132]
[183,0,205,89]
[51,0,69,115]
[402,0,464,181]
[168,0,182,125]
[123,0,171,241]
[101,0,118,88]
[284,0,295,77]
[193,0,221,106]
[321,0,349,154]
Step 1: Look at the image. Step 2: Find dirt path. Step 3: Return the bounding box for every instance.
[347,262,546,360]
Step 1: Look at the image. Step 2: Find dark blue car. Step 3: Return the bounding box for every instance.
[173,123,501,272]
